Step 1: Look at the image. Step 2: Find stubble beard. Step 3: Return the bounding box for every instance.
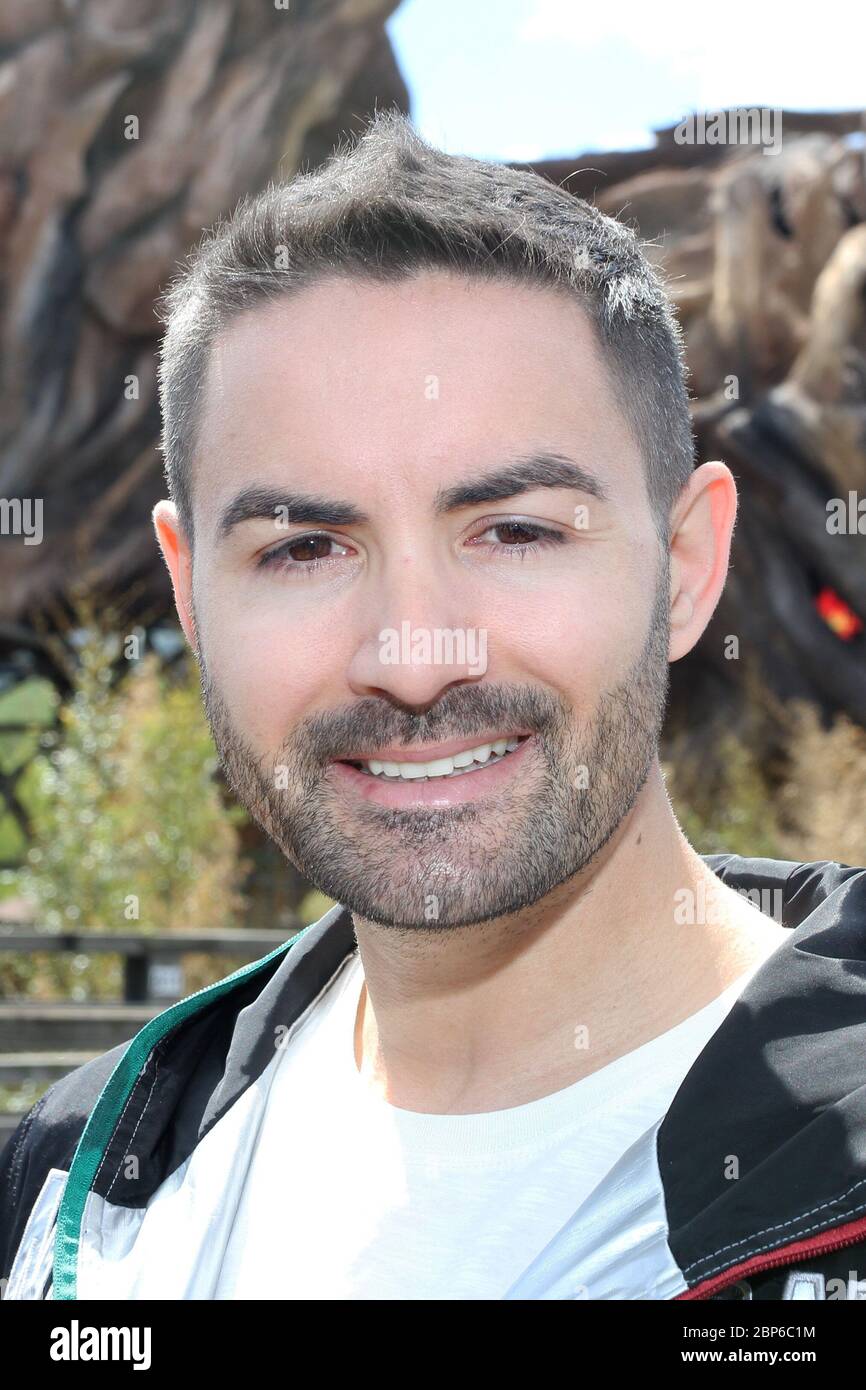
[197,563,671,929]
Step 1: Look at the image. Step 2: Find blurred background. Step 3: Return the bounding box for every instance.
[0,0,864,1149]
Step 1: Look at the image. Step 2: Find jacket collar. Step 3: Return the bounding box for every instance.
[667,857,866,1296]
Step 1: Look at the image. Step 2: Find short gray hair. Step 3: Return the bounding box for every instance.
[156,107,695,545]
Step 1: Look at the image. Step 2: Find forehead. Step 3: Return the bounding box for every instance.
[192,270,644,517]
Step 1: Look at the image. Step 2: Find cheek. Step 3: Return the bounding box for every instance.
[197,590,334,752]
[485,567,646,701]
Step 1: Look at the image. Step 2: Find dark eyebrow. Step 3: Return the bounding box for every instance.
[216,451,608,540]
[432,452,608,513]
[217,487,368,538]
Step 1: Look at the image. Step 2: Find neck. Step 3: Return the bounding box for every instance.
[350,760,787,1114]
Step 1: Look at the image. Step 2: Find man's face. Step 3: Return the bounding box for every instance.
[186,270,669,928]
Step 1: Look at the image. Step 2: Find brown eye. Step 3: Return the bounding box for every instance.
[469,520,567,554]
[491,522,544,546]
[258,532,352,574]
[280,535,332,563]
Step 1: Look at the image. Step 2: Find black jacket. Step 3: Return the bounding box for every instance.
[2,854,866,1300]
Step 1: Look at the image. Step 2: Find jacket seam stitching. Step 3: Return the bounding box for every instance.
[104,1051,162,1200]
[6,1087,52,1213]
[91,1046,160,1194]
[685,1183,866,1279]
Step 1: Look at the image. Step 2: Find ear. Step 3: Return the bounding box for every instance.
[667,461,737,662]
[152,500,197,655]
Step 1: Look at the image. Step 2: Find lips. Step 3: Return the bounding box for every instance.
[334,729,533,766]
[330,732,535,806]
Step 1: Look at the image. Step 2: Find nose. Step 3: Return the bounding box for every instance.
[346,549,489,708]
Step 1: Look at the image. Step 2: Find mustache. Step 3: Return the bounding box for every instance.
[281,682,564,766]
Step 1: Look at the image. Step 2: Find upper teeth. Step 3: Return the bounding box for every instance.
[360,737,522,780]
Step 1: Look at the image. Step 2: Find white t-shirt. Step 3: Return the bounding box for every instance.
[214,941,782,1301]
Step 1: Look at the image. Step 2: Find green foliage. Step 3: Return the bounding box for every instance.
[15,631,248,937]
[0,677,59,867]
[0,676,58,725]
[298,887,336,926]
[663,732,786,860]
[0,1077,52,1115]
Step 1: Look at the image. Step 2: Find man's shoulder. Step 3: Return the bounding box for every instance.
[0,1041,129,1286]
[705,852,866,898]
[0,914,354,1289]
